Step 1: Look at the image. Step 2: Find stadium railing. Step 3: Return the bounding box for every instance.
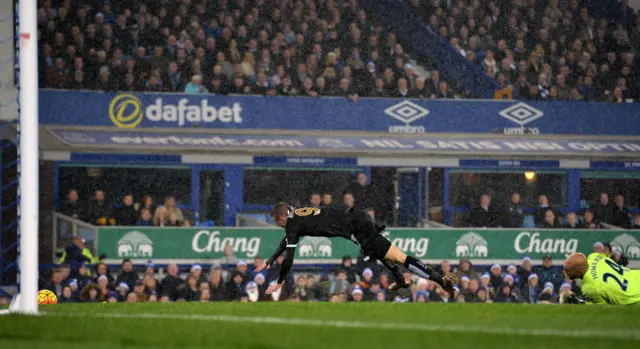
[52,212,98,262]
[235,213,278,228]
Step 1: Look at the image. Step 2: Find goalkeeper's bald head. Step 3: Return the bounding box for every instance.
[563,253,588,280]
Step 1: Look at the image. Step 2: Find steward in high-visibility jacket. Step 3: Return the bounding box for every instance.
[58,237,97,276]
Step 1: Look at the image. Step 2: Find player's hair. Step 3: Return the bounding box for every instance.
[271,202,291,217]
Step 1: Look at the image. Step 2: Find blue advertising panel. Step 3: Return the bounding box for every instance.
[459,160,561,168]
[252,156,358,167]
[50,129,640,155]
[39,90,640,136]
[589,161,640,170]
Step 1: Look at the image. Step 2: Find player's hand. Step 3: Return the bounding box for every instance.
[266,282,282,295]
[254,263,270,273]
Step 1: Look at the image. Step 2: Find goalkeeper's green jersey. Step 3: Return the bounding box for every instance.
[581,253,640,305]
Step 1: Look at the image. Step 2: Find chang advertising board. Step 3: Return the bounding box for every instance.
[98,227,640,267]
[108,94,243,128]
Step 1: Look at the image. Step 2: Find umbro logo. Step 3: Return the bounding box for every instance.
[384,100,430,124]
[499,102,544,126]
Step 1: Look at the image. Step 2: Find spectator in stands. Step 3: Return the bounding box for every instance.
[160,264,184,301]
[366,208,376,220]
[343,193,355,210]
[494,282,518,303]
[60,189,84,220]
[469,194,498,227]
[136,208,153,226]
[141,195,156,215]
[541,209,561,229]
[153,207,168,226]
[76,263,92,290]
[611,194,631,228]
[534,195,560,227]
[522,274,540,304]
[42,268,64,298]
[143,275,158,297]
[88,189,112,226]
[226,271,245,301]
[309,193,321,208]
[592,193,613,224]
[330,269,350,297]
[80,283,104,303]
[235,260,250,283]
[219,245,239,265]
[59,286,74,303]
[473,287,489,303]
[59,264,72,285]
[502,192,524,228]
[116,259,138,290]
[632,215,640,229]
[190,264,207,284]
[184,74,208,94]
[517,256,534,289]
[583,210,601,229]
[165,212,181,227]
[341,256,357,285]
[440,260,452,280]
[178,274,200,302]
[564,212,586,229]
[114,194,138,226]
[489,264,503,291]
[538,283,555,304]
[46,58,71,89]
[537,256,562,289]
[345,173,372,210]
[455,259,479,281]
[209,268,227,301]
[158,196,184,224]
[321,193,333,208]
[506,264,520,289]
[95,263,114,288]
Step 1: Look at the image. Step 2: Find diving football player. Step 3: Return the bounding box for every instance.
[256,203,457,297]
[563,252,640,305]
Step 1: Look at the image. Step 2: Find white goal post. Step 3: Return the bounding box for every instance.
[1,0,40,315]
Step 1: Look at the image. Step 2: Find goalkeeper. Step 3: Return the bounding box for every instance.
[562,252,640,305]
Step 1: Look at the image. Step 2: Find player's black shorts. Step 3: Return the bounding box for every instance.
[350,211,392,261]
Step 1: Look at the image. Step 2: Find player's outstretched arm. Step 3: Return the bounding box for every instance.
[266,245,296,295]
[258,237,287,273]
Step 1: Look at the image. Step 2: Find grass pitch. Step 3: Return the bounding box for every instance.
[0,303,639,349]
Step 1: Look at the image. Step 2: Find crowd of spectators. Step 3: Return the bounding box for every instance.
[407,0,640,103]
[59,188,192,227]
[33,247,628,304]
[467,191,640,229]
[38,0,639,103]
[38,0,466,99]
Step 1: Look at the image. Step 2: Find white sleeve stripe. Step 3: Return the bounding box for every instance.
[286,244,297,248]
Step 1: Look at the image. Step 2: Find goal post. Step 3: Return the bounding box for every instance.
[7,0,39,315]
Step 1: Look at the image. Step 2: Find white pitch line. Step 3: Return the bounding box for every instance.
[41,311,640,341]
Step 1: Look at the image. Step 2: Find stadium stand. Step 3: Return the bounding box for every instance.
[12,0,636,308]
[38,0,470,97]
[404,0,640,102]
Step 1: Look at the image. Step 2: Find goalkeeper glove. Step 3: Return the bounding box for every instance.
[559,291,591,304]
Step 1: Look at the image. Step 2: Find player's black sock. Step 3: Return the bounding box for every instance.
[403,256,445,287]
[381,259,406,285]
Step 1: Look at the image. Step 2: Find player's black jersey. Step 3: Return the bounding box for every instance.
[284,206,353,245]
[267,206,355,284]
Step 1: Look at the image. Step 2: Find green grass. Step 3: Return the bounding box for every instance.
[0,302,639,349]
